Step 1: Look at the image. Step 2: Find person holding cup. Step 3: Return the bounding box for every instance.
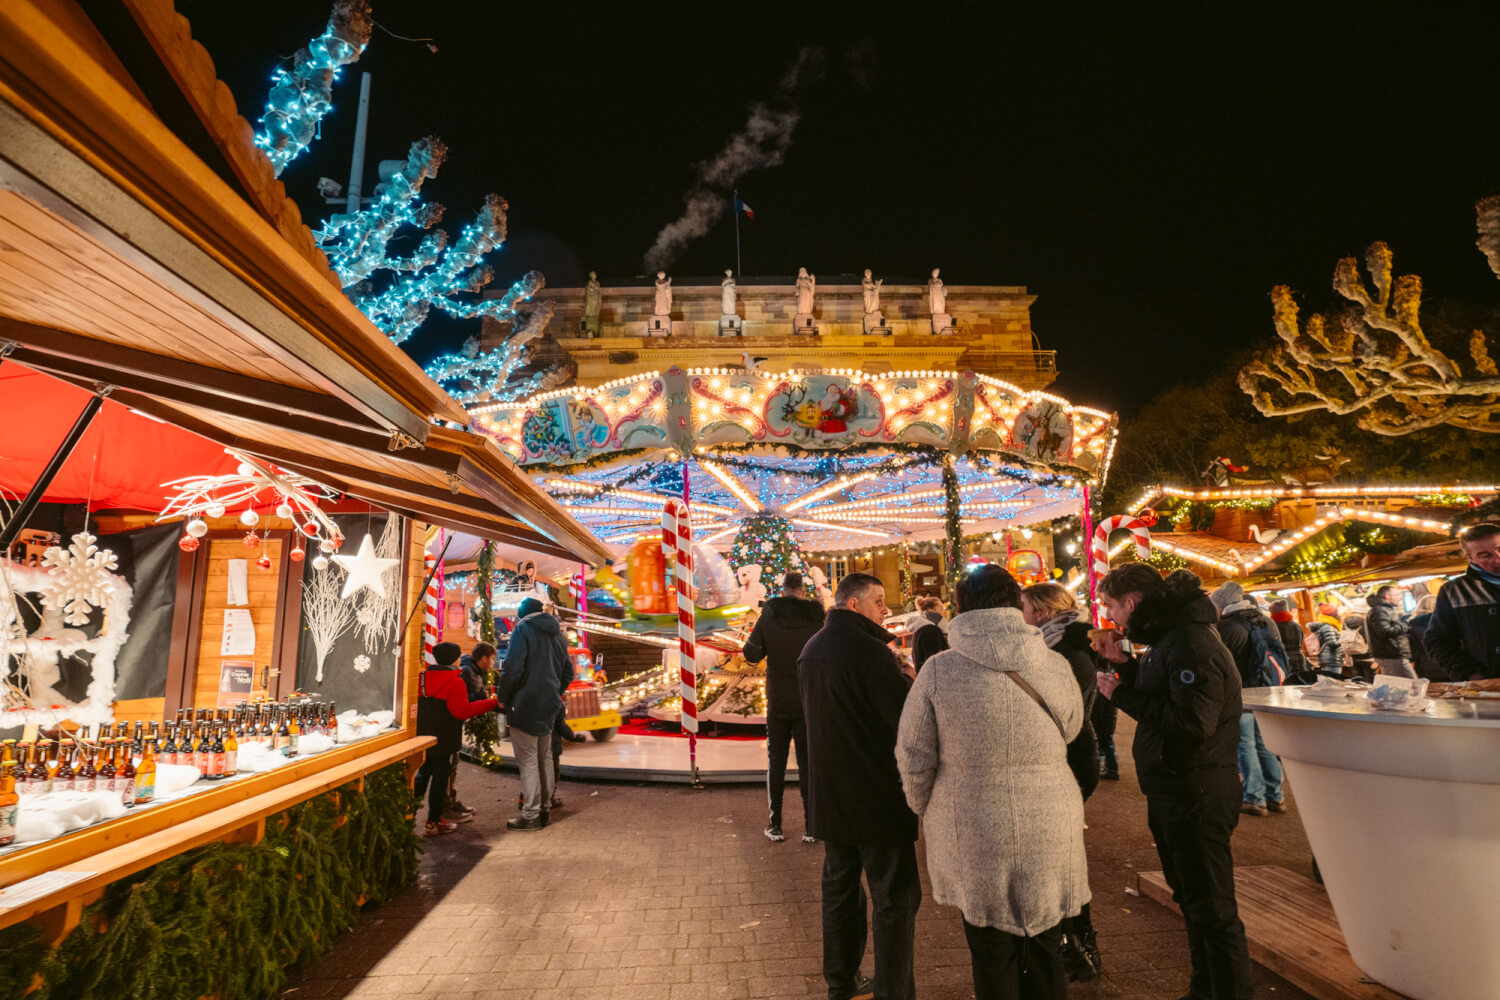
[1091,566,1253,1000]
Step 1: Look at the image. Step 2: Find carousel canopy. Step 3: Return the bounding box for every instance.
[471,366,1116,555]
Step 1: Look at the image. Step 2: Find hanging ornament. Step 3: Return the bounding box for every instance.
[242,532,262,550]
[40,532,120,626]
[331,533,400,599]
[186,519,208,538]
[256,553,273,571]
[312,554,330,571]
[178,534,200,553]
[301,522,320,537]
[319,537,336,554]
[289,545,306,563]
[236,462,255,477]
[1138,507,1160,528]
[205,503,226,519]
[239,509,260,528]
[331,532,345,550]
[275,501,294,520]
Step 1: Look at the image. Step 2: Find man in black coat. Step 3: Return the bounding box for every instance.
[800,572,918,1000]
[1425,523,1500,680]
[1367,585,1415,678]
[498,598,572,831]
[1095,566,1253,1000]
[742,570,826,844]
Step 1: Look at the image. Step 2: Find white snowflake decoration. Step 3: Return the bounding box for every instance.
[0,569,21,646]
[353,654,372,674]
[40,532,119,626]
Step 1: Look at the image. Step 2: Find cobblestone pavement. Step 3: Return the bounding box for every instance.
[285,718,1317,1000]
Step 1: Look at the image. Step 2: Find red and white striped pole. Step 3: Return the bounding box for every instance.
[422,550,440,665]
[663,497,698,783]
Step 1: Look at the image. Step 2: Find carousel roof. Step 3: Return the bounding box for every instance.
[471,366,1116,556]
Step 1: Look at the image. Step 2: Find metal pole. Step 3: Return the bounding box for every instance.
[683,459,702,788]
[0,388,109,550]
[346,72,372,215]
[733,188,742,280]
[1081,482,1098,625]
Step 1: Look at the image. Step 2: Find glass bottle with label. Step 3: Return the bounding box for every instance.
[0,761,18,846]
[76,741,97,793]
[98,738,116,790]
[223,722,238,778]
[14,743,34,796]
[131,722,144,762]
[133,742,156,804]
[275,708,290,755]
[116,742,136,805]
[27,741,51,795]
[286,708,300,758]
[53,741,76,794]
[259,707,275,749]
[206,726,225,780]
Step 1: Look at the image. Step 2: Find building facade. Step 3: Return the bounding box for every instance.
[482,274,1059,390]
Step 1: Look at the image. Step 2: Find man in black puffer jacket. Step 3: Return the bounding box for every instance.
[1094,566,1252,1000]
[498,599,572,831]
[742,571,826,844]
[1367,585,1415,678]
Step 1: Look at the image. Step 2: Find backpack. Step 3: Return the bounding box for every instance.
[1245,616,1289,687]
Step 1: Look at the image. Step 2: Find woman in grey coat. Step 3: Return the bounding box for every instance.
[896,565,1087,1000]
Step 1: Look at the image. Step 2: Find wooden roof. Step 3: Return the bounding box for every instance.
[0,0,608,565]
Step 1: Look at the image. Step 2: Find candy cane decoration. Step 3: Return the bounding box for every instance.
[1092,514,1152,579]
[662,500,697,734]
[422,551,440,665]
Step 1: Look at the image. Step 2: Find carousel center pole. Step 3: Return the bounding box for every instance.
[1081,482,1098,625]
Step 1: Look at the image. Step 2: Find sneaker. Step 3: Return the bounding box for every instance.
[444,808,475,824]
[1267,800,1287,813]
[802,834,819,845]
[1061,934,1098,982]
[424,818,459,836]
[1241,802,1269,817]
[764,824,785,842]
[507,815,545,832]
[1100,767,1120,781]
[449,799,471,813]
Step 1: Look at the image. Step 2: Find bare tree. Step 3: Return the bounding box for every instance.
[304,563,356,683]
[1239,196,1500,435]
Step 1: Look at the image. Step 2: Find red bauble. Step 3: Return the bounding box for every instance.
[301,522,319,537]
[177,534,200,552]
[289,545,306,563]
[1138,507,1160,527]
[331,533,345,550]
[242,532,262,550]
[256,554,273,570]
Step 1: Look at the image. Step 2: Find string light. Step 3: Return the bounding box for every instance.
[699,460,762,512]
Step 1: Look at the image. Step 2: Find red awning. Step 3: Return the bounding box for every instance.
[0,363,238,512]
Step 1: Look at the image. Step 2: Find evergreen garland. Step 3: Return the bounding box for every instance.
[0,765,419,1000]
[942,458,963,615]
[465,542,502,764]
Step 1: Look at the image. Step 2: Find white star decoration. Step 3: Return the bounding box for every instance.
[332,533,400,600]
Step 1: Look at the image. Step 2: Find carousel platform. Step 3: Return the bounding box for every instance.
[484,731,792,784]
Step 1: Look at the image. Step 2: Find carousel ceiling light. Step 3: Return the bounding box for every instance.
[699,460,762,512]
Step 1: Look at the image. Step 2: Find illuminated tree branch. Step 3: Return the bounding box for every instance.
[1239,198,1500,435]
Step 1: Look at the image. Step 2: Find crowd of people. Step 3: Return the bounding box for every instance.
[408,522,1500,999]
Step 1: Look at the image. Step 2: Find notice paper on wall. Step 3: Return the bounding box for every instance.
[221,608,256,656]
[227,558,249,606]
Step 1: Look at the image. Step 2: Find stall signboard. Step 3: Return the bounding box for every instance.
[216,659,255,708]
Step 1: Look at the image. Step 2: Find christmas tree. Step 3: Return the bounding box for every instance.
[728,514,808,584]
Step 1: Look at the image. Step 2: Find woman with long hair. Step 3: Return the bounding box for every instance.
[897,565,1086,999]
[1020,582,1103,982]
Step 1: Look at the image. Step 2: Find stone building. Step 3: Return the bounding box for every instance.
[482,273,1058,390]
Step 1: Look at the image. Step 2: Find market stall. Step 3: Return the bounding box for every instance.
[0,4,606,994]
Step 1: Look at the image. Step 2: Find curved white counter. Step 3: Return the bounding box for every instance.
[1244,688,1500,1000]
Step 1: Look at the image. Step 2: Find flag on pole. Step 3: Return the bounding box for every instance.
[734,194,754,220]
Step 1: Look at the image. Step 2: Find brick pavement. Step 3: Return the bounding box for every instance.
[285,717,1317,1000]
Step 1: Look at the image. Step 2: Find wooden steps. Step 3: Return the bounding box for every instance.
[1137,865,1409,1000]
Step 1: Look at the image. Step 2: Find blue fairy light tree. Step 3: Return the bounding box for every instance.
[255,4,562,402]
[254,0,372,177]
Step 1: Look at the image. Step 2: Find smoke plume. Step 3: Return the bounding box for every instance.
[643,47,825,272]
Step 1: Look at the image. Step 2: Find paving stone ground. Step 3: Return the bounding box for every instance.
[284,717,1317,1000]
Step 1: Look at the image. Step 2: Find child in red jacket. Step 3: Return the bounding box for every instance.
[415,642,497,835]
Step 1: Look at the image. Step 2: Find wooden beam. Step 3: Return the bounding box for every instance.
[1,320,381,431]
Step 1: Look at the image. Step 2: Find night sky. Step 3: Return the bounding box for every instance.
[185,3,1500,416]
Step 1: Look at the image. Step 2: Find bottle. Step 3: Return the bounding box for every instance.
[275,708,290,755]
[28,741,51,795]
[77,742,97,793]
[131,722,144,760]
[327,701,338,743]
[223,723,238,778]
[0,762,17,846]
[116,742,136,805]
[133,743,156,805]
[286,708,300,758]
[53,741,76,794]
[259,707,274,749]
[165,725,181,767]
[98,738,116,791]
[14,743,34,796]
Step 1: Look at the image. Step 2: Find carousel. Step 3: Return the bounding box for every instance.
[454,365,1115,781]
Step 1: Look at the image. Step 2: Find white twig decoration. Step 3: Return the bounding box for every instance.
[158,449,341,537]
[304,562,356,682]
